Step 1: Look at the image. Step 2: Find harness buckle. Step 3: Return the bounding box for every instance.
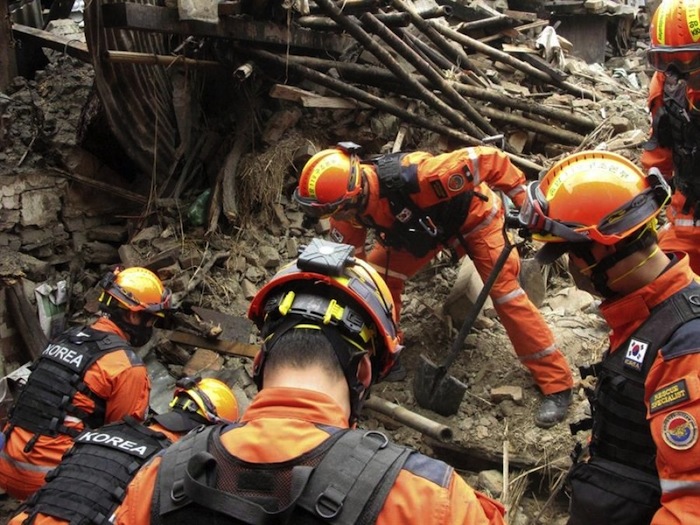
[418,217,438,237]
[315,486,344,519]
[363,430,390,449]
[171,479,187,503]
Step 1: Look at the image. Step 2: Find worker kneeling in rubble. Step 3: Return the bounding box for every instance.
[294,143,574,428]
[9,376,239,525]
[0,266,172,500]
[113,239,506,525]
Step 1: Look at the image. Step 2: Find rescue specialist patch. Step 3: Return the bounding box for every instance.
[661,411,698,450]
[650,379,690,415]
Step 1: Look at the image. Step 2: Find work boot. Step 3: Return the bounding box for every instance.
[383,357,407,382]
[535,389,572,429]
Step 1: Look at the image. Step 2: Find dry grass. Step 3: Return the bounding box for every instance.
[236,134,318,224]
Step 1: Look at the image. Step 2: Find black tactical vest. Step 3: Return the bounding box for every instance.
[653,72,700,216]
[7,326,132,448]
[589,281,700,475]
[19,416,172,525]
[151,424,417,525]
[361,153,474,258]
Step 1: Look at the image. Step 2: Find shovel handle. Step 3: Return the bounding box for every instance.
[440,229,516,372]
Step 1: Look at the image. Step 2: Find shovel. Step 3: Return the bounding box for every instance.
[413,222,517,416]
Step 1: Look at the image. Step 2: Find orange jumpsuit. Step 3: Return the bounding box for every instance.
[7,420,186,525]
[579,253,700,524]
[115,387,506,525]
[330,147,573,395]
[0,317,151,500]
[641,72,700,275]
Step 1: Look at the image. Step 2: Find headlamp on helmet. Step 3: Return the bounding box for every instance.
[248,238,401,384]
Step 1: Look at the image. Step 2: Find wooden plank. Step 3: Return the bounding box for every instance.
[479,19,549,44]
[101,2,352,54]
[190,306,253,343]
[12,23,90,62]
[163,330,259,359]
[0,0,18,90]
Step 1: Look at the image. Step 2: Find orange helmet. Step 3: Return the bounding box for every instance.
[98,266,172,317]
[648,0,700,74]
[171,377,239,423]
[293,143,363,218]
[248,238,401,384]
[519,151,670,251]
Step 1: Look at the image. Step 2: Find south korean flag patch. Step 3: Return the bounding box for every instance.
[623,338,648,372]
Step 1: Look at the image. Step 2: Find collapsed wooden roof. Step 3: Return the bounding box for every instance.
[74,0,643,228]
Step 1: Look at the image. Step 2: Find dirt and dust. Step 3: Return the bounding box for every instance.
[0,38,652,525]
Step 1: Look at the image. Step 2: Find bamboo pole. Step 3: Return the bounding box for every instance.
[429,20,599,101]
[106,50,222,69]
[313,0,486,139]
[273,53,596,131]
[392,0,490,86]
[245,48,544,173]
[364,395,454,442]
[360,11,499,139]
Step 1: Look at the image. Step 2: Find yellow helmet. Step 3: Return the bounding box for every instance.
[98,266,172,317]
[170,377,239,423]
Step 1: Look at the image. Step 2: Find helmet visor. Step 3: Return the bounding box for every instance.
[294,154,361,218]
[293,188,353,218]
[519,182,591,242]
[647,45,700,74]
[104,282,173,317]
[520,171,670,244]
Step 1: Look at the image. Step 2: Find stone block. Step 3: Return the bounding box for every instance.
[21,189,61,227]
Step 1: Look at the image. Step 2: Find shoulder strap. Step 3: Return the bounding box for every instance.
[296,429,411,525]
[157,424,216,518]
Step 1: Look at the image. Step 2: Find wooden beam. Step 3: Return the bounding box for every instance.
[0,0,18,91]
[7,282,47,361]
[101,2,352,54]
[12,23,90,63]
[106,50,222,68]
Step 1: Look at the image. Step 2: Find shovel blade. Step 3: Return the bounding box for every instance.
[412,354,468,417]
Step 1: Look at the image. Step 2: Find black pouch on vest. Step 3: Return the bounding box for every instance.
[566,457,661,525]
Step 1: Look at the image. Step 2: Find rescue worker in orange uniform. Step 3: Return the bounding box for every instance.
[642,0,700,274]
[0,266,172,500]
[113,239,507,525]
[518,150,700,525]
[293,143,574,428]
[8,377,239,525]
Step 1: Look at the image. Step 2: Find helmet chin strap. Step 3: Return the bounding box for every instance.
[574,229,656,299]
[109,309,154,346]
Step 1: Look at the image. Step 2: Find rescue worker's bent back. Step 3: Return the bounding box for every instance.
[114,240,506,525]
